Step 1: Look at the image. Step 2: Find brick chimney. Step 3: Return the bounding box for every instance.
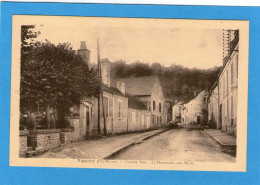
[117,81,126,95]
[78,41,90,65]
[100,58,111,87]
[194,90,197,97]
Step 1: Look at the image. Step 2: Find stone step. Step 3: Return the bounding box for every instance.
[27,147,34,151]
[26,150,38,157]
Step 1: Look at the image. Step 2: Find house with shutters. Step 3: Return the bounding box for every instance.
[80,59,128,139]
[181,90,208,125]
[126,94,152,132]
[218,30,239,135]
[113,76,167,129]
[208,81,219,129]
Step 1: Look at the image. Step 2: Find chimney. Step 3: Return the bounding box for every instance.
[194,90,197,97]
[117,81,126,95]
[78,41,90,65]
[100,58,111,87]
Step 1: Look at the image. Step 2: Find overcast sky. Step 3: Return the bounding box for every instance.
[32,16,223,69]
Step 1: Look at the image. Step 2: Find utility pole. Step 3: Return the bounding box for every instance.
[97,38,101,135]
[97,38,107,136]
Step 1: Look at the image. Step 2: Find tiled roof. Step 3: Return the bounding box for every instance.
[126,94,147,110]
[102,84,126,97]
[112,76,158,96]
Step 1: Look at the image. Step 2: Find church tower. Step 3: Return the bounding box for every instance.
[78,41,90,65]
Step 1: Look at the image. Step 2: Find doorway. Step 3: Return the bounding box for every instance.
[219,104,222,129]
[85,106,90,139]
[197,116,201,125]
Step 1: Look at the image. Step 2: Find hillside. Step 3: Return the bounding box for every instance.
[110,60,221,103]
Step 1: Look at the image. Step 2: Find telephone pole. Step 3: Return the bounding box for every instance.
[97,38,101,135]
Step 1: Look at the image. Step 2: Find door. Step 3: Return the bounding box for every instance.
[197,116,201,125]
[85,106,90,139]
[219,105,222,129]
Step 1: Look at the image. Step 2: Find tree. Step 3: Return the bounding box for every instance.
[20,25,41,130]
[20,40,101,129]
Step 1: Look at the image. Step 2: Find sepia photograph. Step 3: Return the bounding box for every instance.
[10,15,249,171]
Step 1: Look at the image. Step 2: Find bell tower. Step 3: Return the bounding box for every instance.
[78,41,90,65]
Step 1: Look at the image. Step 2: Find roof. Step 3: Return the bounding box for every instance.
[126,94,147,110]
[79,41,90,51]
[112,76,159,96]
[173,101,184,106]
[208,81,218,97]
[100,58,111,63]
[185,90,207,104]
[102,84,126,97]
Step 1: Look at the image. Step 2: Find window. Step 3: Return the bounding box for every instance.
[104,96,113,118]
[231,96,233,119]
[203,97,206,103]
[103,96,108,118]
[147,102,151,111]
[223,77,225,97]
[141,115,144,126]
[226,70,229,95]
[118,100,122,119]
[138,113,141,124]
[153,101,156,111]
[219,80,222,98]
[159,103,161,112]
[227,99,229,120]
[231,63,234,85]
[108,97,113,118]
[132,112,136,124]
[222,102,225,118]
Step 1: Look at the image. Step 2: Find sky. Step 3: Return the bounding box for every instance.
[31,16,224,69]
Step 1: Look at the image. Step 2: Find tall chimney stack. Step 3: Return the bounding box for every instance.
[100,58,111,87]
[194,90,197,97]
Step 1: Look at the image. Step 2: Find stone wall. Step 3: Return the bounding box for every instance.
[29,129,61,153]
[19,130,29,157]
[60,128,79,144]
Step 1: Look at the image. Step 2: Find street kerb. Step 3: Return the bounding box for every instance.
[104,128,171,159]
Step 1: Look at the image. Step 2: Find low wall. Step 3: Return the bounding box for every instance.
[19,130,29,157]
[60,128,79,144]
[28,129,61,153]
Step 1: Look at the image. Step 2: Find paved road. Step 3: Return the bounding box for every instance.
[113,124,236,162]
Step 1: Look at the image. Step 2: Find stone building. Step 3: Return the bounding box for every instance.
[172,101,184,122]
[79,59,128,139]
[127,95,152,132]
[181,90,208,125]
[113,76,167,128]
[218,30,239,135]
[208,82,219,129]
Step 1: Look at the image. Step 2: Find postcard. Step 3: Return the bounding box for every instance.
[10,15,249,171]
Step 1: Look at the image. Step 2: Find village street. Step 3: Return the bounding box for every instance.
[40,124,235,162]
[112,124,235,162]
